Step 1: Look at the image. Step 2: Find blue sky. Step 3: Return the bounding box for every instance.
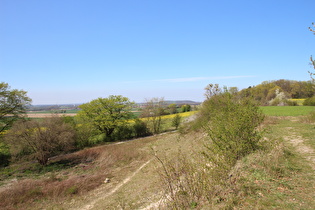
[1,0,315,104]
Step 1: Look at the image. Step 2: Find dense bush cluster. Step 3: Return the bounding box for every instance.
[200,92,265,169]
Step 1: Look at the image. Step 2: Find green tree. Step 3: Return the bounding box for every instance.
[132,118,151,138]
[0,82,32,134]
[303,96,315,106]
[76,95,134,141]
[181,104,191,112]
[172,114,182,129]
[4,116,75,166]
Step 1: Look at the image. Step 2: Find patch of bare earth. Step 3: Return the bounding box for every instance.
[75,159,152,210]
[284,127,315,170]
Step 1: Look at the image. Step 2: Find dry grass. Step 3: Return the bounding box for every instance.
[0,135,156,209]
[153,117,315,209]
[1,116,315,209]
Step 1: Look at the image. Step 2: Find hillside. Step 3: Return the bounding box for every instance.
[1,111,315,209]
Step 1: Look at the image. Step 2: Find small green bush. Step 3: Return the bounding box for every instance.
[132,119,151,138]
[303,96,315,106]
[172,114,182,129]
[88,133,106,145]
[286,100,298,106]
[112,125,134,141]
[181,104,191,112]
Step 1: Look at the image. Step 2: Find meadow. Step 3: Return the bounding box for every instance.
[260,106,315,116]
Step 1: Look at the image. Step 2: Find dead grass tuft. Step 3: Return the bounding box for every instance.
[0,171,104,209]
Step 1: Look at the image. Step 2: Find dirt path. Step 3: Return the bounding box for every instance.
[284,127,315,170]
[72,159,152,210]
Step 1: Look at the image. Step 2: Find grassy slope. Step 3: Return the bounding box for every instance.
[260,106,315,116]
[226,118,315,209]
[65,118,315,209]
[1,111,315,209]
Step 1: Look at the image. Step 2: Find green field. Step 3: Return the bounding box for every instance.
[260,106,315,116]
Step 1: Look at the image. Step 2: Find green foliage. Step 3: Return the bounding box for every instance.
[199,91,265,170]
[112,124,134,141]
[132,119,151,138]
[74,123,99,148]
[62,116,76,127]
[260,106,315,116]
[172,114,182,129]
[0,82,32,134]
[0,142,10,167]
[286,100,298,106]
[88,133,107,145]
[76,95,134,141]
[180,104,191,112]
[303,96,315,106]
[239,80,314,105]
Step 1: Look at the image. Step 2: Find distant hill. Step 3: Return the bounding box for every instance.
[28,100,201,111]
[164,100,201,105]
[135,100,201,107]
[27,104,81,111]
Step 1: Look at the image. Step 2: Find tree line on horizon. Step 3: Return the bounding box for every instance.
[238,79,315,106]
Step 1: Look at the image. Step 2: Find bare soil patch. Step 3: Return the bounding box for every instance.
[284,130,315,170]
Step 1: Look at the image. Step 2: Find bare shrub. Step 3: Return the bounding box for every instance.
[4,116,75,165]
[154,150,210,209]
[0,173,104,209]
[0,125,154,209]
[141,97,166,134]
